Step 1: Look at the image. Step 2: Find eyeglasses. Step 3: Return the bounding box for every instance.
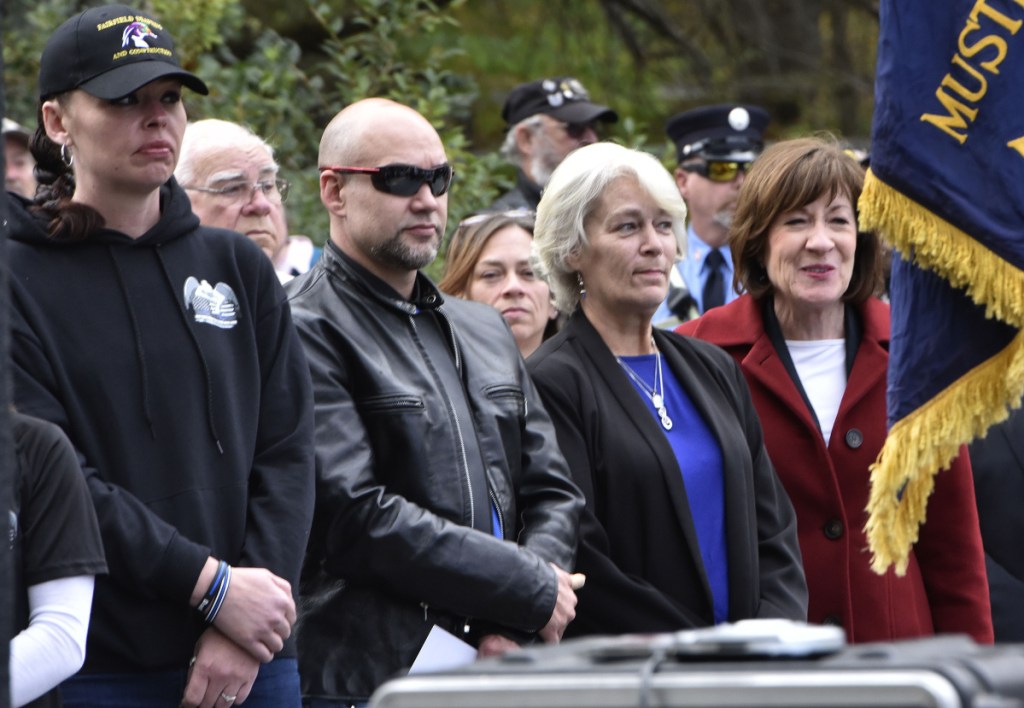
[458,208,536,228]
[186,178,290,204]
[320,163,454,197]
[559,122,597,140]
[681,160,751,183]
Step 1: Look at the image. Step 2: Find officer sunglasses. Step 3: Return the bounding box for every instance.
[681,160,751,183]
[320,163,454,197]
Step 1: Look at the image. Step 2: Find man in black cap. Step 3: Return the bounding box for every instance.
[653,103,769,326]
[489,76,617,211]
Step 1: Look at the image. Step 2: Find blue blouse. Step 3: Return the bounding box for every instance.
[618,353,730,623]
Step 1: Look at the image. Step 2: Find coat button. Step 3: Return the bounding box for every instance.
[824,518,844,540]
[845,429,863,448]
[823,614,843,627]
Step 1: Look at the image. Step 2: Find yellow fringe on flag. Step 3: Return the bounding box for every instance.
[859,170,1024,575]
[860,171,1024,328]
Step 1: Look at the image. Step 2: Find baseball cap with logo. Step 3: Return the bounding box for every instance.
[666,104,770,164]
[38,4,208,101]
[502,77,618,127]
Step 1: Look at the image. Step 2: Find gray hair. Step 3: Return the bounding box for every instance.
[499,115,544,166]
[176,119,277,186]
[534,142,687,313]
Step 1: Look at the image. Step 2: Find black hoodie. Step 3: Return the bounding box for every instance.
[6,180,315,671]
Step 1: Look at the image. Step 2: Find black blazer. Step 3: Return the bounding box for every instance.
[527,310,807,635]
[969,407,1024,642]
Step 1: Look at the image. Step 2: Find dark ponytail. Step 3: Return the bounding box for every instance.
[29,97,104,241]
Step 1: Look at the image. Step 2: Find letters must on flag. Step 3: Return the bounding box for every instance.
[859,0,1024,575]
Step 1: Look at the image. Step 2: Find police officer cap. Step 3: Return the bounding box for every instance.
[666,104,770,163]
[503,77,618,127]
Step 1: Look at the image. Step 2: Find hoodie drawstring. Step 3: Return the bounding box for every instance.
[107,246,157,439]
[154,247,225,454]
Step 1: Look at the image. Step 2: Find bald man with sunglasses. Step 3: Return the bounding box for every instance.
[653,104,770,327]
[286,98,584,706]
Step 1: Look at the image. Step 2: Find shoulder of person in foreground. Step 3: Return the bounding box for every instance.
[10,411,107,706]
[12,410,108,583]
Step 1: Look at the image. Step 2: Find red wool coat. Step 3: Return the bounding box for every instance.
[678,295,993,643]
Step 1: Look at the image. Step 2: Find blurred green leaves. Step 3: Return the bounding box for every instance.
[3,0,877,276]
[2,0,510,258]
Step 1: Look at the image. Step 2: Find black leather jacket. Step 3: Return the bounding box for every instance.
[287,243,582,701]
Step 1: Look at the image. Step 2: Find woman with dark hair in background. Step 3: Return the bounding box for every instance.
[7,5,315,706]
[440,210,558,357]
[678,136,992,643]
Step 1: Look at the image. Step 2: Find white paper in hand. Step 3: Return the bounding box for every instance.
[407,624,477,675]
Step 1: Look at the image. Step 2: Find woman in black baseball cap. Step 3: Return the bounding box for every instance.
[9,5,315,707]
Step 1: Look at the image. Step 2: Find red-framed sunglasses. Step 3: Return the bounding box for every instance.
[320,163,454,197]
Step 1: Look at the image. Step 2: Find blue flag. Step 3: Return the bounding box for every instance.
[860,0,1024,574]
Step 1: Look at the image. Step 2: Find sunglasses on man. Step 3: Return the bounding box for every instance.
[320,163,454,197]
[559,121,598,140]
[680,160,752,183]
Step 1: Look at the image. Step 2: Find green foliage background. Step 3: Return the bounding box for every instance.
[2,0,878,280]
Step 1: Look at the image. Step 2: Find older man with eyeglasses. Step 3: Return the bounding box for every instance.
[653,104,771,327]
[177,119,320,282]
[285,98,584,707]
[489,76,618,212]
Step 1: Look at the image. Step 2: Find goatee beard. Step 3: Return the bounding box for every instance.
[372,230,440,271]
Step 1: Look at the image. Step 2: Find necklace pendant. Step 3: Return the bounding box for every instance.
[660,411,674,431]
[651,393,664,409]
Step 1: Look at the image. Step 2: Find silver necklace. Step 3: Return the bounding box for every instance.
[617,341,673,431]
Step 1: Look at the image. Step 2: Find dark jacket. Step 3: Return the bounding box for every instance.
[7,182,316,670]
[969,406,1024,642]
[679,295,993,643]
[526,310,807,635]
[286,242,583,701]
[488,169,542,212]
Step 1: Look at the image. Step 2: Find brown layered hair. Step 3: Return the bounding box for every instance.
[439,210,538,296]
[730,135,882,303]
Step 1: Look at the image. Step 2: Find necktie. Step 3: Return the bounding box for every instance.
[702,249,726,312]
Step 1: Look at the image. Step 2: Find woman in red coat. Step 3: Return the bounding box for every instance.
[677,136,992,643]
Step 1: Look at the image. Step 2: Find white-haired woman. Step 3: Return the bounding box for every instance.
[526,142,807,635]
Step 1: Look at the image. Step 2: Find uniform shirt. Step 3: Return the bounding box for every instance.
[654,225,739,326]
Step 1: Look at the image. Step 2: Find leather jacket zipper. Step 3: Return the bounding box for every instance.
[429,311,475,529]
[360,394,424,412]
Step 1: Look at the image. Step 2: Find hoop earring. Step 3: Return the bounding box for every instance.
[577,272,587,300]
[60,143,74,168]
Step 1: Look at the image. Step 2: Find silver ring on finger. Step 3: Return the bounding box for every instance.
[220,692,237,704]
